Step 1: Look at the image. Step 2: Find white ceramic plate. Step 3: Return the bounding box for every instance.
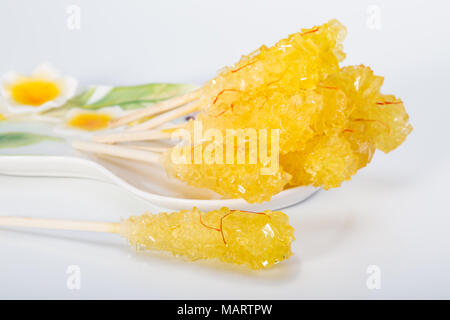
[0,91,318,212]
[0,154,318,211]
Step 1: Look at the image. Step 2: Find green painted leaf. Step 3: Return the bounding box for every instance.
[42,87,96,117]
[82,83,197,110]
[67,88,97,106]
[0,132,63,149]
[118,98,175,110]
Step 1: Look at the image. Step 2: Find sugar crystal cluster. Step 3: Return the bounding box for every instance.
[164,19,412,202]
[120,207,294,269]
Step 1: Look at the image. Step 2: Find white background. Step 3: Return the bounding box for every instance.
[0,0,449,299]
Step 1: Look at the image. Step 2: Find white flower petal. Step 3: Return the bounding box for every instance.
[54,106,128,136]
[0,64,78,115]
[32,63,61,80]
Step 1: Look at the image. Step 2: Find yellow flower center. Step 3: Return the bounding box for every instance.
[11,79,60,106]
[0,114,5,121]
[68,113,112,131]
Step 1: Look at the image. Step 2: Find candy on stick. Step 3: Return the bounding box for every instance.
[280,134,360,188]
[108,89,201,129]
[192,20,347,153]
[280,65,412,189]
[108,19,347,132]
[92,122,186,144]
[73,140,161,164]
[320,65,412,153]
[160,66,412,192]
[0,208,295,270]
[74,19,412,202]
[73,139,291,203]
[162,141,292,203]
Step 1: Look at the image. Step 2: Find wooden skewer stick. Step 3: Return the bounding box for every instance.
[127,102,200,132]
[108,89,201,129]
[72,141,160,164]
[92,129,172,144]
[0,216,119,233]
[92,122,187,144]
[124,145,169,153]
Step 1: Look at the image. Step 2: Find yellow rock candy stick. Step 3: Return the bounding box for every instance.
[0,208,295,270]
[121,207,294,270]
[79,19,412,202]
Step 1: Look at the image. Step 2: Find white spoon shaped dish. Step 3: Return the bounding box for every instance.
[0,155,319,211]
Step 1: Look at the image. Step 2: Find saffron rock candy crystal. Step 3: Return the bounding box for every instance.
[119,207,295,270]
[163,20,412,201]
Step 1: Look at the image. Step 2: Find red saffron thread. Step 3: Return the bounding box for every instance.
[214,110,227,118]
[375,101,402,105]
[231,210,269,216]
[221,210,270,245]
[259,95,269,109]
[301,26,319,36]
[266,67,290,87]
[199,210,269,245]
[231,60,256,73]
[199,212,220,231]
[214,103,235,118]
[352,118,390,133]
[213,89,241,105]
[318,85,339,90]
[219,213,233,244]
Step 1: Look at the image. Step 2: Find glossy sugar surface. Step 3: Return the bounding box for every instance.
[163,142,291,203]
[165,20,412,200]
[120,208,294,270]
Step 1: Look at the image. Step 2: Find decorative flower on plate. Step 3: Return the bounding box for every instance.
[0,96,7,120]
[54,106,127,136]
[0,63,77,115]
